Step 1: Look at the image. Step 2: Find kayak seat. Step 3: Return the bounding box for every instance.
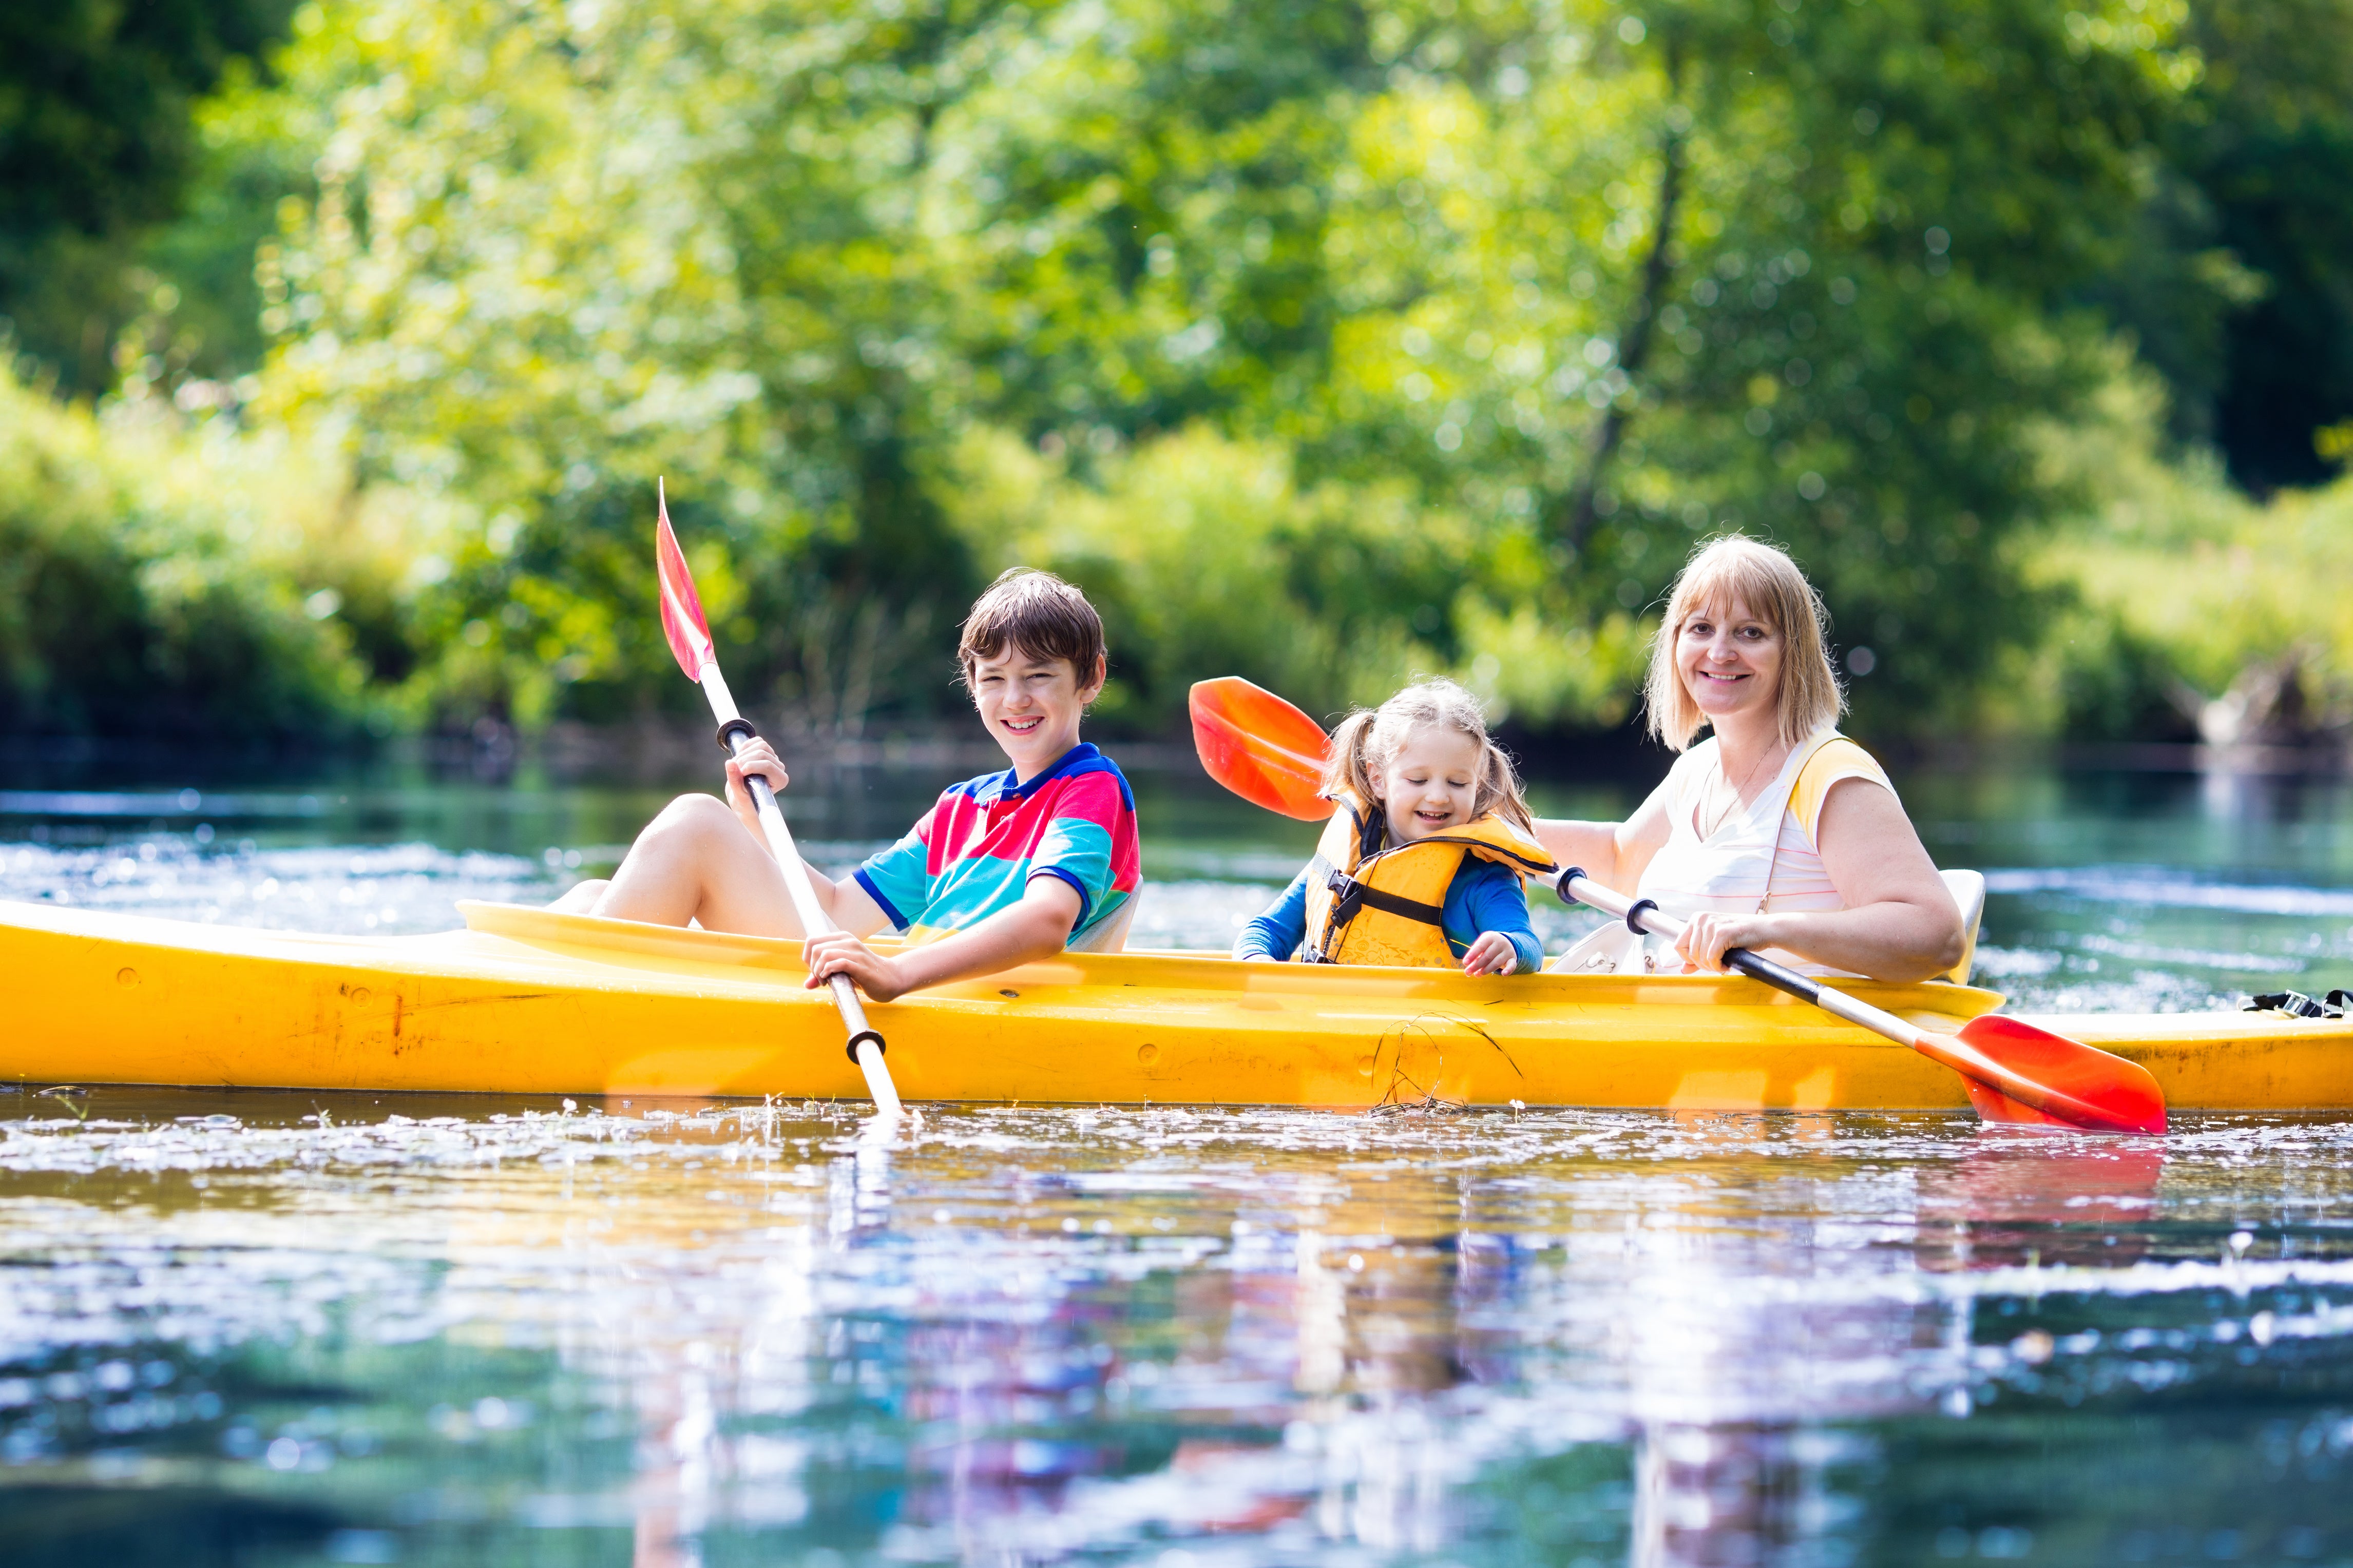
[1066,890,1139,955]
[1938,868,1985,985]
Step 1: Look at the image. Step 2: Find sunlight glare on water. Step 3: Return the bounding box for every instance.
[2,1098,2350,1564]
[3,760,2353,1563]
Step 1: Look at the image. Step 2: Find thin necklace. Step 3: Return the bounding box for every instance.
[1702,736,1785,839]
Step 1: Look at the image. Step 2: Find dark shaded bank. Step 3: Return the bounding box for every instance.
[6,715,2347,827]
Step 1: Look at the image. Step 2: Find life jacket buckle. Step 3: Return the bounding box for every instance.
[1325,867,1367,927]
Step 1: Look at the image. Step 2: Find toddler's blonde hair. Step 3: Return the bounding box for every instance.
[1321,677,1533,833]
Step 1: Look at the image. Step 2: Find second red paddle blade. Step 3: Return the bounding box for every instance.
[1189,677,1332,821]
[1956,1014,2169,1134]
[654,479,715,681]
[1961,1078,2080,1128]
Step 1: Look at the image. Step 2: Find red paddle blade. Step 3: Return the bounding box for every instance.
[654,478,715,681]
[1189,677,1332,821]
[1953,1014,2169,1134]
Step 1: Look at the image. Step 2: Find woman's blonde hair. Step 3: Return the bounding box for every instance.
[1322,677,1534,831]
[1643,535,1844,751]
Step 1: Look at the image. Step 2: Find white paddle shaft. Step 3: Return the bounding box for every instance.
[1555,869,1927,1049]
[700,665,902,1117]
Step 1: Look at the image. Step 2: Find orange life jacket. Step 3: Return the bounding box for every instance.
[1299,788,1555,967]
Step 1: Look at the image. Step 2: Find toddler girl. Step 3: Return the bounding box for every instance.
[1233,678,1552,973]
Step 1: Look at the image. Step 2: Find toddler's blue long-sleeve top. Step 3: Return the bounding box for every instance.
[1232,856,1543,973]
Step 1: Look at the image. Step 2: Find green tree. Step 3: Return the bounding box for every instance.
[226,0,2194,739]
[0,0,295,392]
[929,0,2185,728]
[2137,0,2353,491]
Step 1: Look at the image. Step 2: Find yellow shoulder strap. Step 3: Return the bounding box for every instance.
[1788,737,1891,846]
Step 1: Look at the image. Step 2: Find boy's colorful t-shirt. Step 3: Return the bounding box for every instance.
[852,743,1140,946]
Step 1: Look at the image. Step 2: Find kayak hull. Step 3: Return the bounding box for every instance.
[3,899,2347,1112]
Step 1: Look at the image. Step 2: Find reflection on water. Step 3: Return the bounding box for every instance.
[2,1098,2350,1565]
[4,757,2353,1560]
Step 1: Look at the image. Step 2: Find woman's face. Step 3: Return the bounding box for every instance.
[1675,594,1784,731]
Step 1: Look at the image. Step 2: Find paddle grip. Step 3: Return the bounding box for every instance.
[1556,867,1827,1006]
[1552,860,2157,1132]
[736,767,889,1061]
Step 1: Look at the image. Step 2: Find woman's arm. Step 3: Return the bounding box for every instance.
[1532,779,1675,894]
[1673,779,1964,982]
[801,876,1084,1002]
[1233,866,1313,961]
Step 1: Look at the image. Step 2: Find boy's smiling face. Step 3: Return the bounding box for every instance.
[969,645,1105,781]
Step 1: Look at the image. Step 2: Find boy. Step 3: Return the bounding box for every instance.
[557,569,1139,1001]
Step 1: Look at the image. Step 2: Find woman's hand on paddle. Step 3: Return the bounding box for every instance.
[1675,911,1775,974]
[803,930,912,1003]
[1461,931,1520,977]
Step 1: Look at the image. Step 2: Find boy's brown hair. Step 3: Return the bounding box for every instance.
[957,568,1106,685]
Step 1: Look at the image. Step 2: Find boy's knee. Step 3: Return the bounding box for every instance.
[549,878,610,914]
[653,792,738,840]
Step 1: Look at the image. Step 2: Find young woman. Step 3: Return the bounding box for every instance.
[1536,536,1963,981]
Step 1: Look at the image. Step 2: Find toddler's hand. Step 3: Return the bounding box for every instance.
[1461,931,1520,977]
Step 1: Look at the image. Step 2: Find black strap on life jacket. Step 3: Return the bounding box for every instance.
[1308,858,1447,965]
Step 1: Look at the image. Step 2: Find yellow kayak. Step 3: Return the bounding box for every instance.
[3,897,2346,1111]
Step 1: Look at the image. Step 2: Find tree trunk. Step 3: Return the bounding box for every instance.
[1559,75,1687,555]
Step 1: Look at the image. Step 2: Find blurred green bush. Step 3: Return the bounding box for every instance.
[0,359,389,741]
[2016,372,2353,746]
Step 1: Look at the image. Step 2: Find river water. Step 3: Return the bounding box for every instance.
[3,755,2351,1565]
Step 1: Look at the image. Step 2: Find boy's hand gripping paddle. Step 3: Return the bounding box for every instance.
[657,480,902,1118]
[1185,677,2168,1134]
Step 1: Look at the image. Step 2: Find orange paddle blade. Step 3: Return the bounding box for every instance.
[1189,677,1332,821]
[1948,1014,2168,1134]
[654,478,715,681]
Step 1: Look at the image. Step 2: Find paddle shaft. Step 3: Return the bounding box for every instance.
[700,666,902,1118]
[1555,868,1920,1037]
[1552,868,2132,1125]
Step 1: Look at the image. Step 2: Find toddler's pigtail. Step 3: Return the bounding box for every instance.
[1475,740,1536,833]
[1322,709,1382,809]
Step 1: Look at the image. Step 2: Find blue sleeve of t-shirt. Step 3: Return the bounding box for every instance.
[851,808,936,934]
[1233,864,1314,960]
[1443,859,1542,975]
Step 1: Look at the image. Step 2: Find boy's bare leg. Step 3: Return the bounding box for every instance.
[581,794,798,937]
[548,879,609,914]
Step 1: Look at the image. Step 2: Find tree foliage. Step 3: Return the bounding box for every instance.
[199,0,2195,738]
[0,361,373,740]
[0,0,296,391]
[28,0,2353,745]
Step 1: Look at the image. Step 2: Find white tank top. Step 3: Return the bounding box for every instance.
[1551,729,1892,977]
